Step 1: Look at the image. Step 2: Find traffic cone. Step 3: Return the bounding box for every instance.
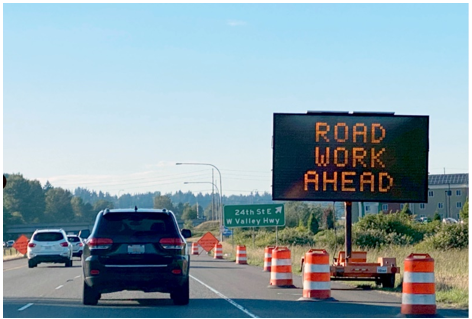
[263,246,275,272]
[214,243,223,259]
[235,245,247,264]
[401,253,436,315]
[298,249,331,301]
[269,246,295,288]
[191,242,199,255]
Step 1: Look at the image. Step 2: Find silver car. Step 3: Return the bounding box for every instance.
[67,235,84,258]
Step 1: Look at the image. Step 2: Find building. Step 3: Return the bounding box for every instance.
[351,173,468,222]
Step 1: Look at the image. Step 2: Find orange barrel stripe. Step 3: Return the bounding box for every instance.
[191,242,199,255]
[401,253,436,315]
[270,246,294,287]
[302,249,331,299]
[214,243,223,259]
[236,245,247,264]
[263,246,275,272]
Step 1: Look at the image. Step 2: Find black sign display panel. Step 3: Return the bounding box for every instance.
[272,113,429,202]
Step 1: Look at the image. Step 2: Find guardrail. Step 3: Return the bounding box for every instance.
[3,247,24,260]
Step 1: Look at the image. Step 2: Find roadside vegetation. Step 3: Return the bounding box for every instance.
[192,200,469,309]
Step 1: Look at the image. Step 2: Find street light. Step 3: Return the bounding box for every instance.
[184,181,221,221]
[176,163,223,240]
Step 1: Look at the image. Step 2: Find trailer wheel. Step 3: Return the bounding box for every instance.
[381,274,395,288]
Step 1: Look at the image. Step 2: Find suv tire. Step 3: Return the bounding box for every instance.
[28,259,36,268]
[171,279,189,305]
[65,259,72,267]
[83,281,100,305]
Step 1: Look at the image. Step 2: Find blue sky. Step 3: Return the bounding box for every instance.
[3,3,469,197]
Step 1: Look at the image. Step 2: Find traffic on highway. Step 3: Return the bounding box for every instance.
[3,228,469,318]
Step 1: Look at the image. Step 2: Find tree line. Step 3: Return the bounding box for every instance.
[3,174,288,227]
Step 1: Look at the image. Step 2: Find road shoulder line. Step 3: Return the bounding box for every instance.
[190,274,258,318]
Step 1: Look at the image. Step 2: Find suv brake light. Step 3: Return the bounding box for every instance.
[60,242,69,247]
[28,243,36,248]
[88,238,113,249]
[159,238,185,249]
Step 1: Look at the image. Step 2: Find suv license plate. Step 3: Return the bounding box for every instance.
[128,245,145,254]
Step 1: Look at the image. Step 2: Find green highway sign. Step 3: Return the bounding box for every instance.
[223,204,285,228]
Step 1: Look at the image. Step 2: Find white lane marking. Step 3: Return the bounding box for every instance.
[55,285,64,290]
[18,303,34,311]
[190,275,258,318]
[74,275,81,279]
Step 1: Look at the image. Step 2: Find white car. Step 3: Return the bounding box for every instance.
[67,235,84,258]
[27,229,73,268]
[442,218,459,224]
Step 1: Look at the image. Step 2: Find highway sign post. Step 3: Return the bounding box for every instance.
[223,204,285,228]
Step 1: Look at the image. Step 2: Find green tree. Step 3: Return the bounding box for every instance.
[71,196,88,221]
[433,212,441,222]
[307,212,320,235]
[285,202,315,228]
[43,181,53,192]
[181,203,197,221]
[459,197,468,221]
[400,203,413,216]
[93,199,114,212]
[153,195,174,211]
[44,188,74,222]
[3,174,45,223]
[322,207,335,230]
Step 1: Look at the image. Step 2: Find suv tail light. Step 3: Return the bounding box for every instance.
[60,242,69,247]
[159,238,185,249]
[88,238,113,250]
[28,243,36,248]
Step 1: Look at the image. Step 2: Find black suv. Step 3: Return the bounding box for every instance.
[82,208,192,305]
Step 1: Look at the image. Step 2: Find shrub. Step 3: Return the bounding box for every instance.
[277,227,314,246]
[354,229,387,249]
[424,224,468,250]
[313,229,344,251]
[353,212,429,249]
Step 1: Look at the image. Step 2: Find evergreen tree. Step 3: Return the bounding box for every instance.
[307,212,320,235]
[44,187,74,223]
[3,174,45,223]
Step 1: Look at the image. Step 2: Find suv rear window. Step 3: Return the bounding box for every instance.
[96,212,178,237]
[68,236,81,243]
[33,232,65,242]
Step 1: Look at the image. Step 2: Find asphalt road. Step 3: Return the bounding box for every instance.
[3,254,468,318]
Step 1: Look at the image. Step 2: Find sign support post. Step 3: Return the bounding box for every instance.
[275,226,278,246]
[345,202,352,260]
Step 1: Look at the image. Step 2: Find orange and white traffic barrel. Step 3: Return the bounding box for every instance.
[269,246,295,288]
[299,249,331,300]
[401,253,436,315]
[235,245,247,264]
[214,243,223,259]
[191,242,199,255]
[263,246,275,272]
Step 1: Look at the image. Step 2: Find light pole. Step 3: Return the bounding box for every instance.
[184,182,221,221]
[176,163,223,241]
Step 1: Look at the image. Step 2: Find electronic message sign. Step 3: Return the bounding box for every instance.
[272,112,429,202]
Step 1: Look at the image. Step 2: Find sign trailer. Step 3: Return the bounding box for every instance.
[272,112,429,287]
